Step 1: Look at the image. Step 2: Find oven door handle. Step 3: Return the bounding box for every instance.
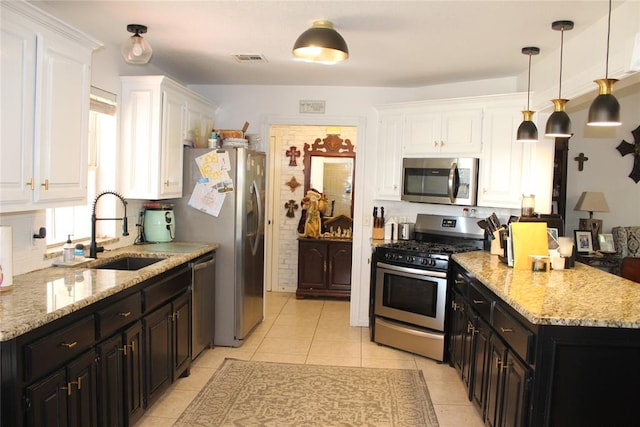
[377,262,447,279]
[447,162,457,203]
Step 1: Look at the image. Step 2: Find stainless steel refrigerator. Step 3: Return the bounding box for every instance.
[172,146,265,347]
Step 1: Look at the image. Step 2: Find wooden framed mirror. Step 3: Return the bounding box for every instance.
[303,134,355,218]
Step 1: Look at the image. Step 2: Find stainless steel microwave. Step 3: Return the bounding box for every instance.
[401,157,479,206]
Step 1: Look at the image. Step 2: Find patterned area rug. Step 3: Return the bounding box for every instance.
[174,358,440,427]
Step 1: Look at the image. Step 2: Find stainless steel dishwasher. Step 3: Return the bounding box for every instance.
[190,252,216,360]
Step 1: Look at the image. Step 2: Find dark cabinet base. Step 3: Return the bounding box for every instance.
[297,239,352,299]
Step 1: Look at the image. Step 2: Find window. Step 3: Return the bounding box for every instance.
[46,88,117,245]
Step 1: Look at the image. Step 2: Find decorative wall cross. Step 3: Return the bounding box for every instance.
[286,146,301,166]
[284,200,299,218]
[285,176,301,192]
[574,152,589,171]
[616,125,640,183]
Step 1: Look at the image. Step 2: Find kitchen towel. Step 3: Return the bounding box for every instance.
[0,226,13,289]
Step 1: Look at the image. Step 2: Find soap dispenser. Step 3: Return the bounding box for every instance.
[63,235,75,263]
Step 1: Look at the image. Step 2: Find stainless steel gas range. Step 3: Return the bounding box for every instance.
[371,214,486,361]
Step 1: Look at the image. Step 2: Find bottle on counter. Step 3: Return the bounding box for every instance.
[63,235,75,263]
[75,243,85,258]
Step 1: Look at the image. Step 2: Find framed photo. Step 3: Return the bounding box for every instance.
[598,233,616,253]
[574,230,593,254]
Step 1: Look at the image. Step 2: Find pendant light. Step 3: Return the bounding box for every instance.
[517,47,540,143]
[588,0,621,126]
[545,21,574,138]
[121,24,152,65]
[292,20,349,64]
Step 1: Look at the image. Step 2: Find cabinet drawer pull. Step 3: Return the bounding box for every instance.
[472,299,485,304]
[41,179,49,190]
[61,382,73,396]
[118,311,132,317]
[500,327,514,333]
[455,279,465,285]
[60,341,78,349]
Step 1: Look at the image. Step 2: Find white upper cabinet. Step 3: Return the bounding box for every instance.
[120,76,215,200]
[0,1,100,213]
[375,108,404,200]
[404,106,483,155]
[477,94,528,209]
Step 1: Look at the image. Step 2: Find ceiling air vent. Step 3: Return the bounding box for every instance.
[233,54,268,63]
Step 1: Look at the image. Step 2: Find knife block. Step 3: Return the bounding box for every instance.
[372,226,384,240]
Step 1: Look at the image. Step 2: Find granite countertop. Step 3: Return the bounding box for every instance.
[452,251,640,329]
[0,242,219,342]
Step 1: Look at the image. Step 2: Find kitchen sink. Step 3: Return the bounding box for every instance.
[90,256,165,271]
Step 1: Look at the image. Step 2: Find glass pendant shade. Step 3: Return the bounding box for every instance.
[545,99,572,137]
[293,20,349,64]
[517,111,539,142]
[121,24,152,64]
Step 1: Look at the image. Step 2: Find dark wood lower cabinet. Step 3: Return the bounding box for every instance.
[297,238,352,298]
[0,258,206,427]
[449,264,531,427]
[25,349,98,427]
[97,321,144,427]
[143,292,192,408]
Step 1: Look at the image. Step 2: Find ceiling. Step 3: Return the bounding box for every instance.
[29,0,617,87]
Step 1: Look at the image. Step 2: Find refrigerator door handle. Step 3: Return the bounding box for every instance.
[250,180,262,256]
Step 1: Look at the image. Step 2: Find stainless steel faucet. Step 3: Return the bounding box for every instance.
[89,190,129,258]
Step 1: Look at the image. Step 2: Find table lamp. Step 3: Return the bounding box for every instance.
[574,191,609,249]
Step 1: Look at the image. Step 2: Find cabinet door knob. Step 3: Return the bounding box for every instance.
[41,179,49,190]
[26,179,34,190]
[164,180,170,187]
[127,341,136,353]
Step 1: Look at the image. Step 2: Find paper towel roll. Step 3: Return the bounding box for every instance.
[0,225,13,289]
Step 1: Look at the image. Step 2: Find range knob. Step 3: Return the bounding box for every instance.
[406,256,415,263]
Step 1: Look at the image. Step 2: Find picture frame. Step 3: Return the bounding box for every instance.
[574,230,594,254]
[598,233,616,253]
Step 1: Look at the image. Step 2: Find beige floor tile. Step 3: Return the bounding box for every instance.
[415,357,461,382]
[256,336,313,355]
[272,312,320,327]
[280,299,324,316]
[267,321,317,338]
[251,352,308,364]
[172,366,216,391]
[305,355,361,367]
[313,325,362,342]
[143,388,199,418]
[361,340,417,360]
[308,339,361,358]
[361,358,418,369]
[433,404,484,427]
[427,380,474,405]
[134,415,177,427]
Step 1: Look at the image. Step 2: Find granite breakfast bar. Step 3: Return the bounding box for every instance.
[449,251,640,427]
[0,242,219,427]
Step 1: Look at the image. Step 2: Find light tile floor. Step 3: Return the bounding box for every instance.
[135,292,484,427]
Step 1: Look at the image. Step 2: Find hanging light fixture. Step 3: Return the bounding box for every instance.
[292,20,349,64]
[121,24,152,65]
[517,46,541,143]
[588,0,621,126]
[545,20,574,138]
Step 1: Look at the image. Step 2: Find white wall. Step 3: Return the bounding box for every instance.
[564,79,640,236]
